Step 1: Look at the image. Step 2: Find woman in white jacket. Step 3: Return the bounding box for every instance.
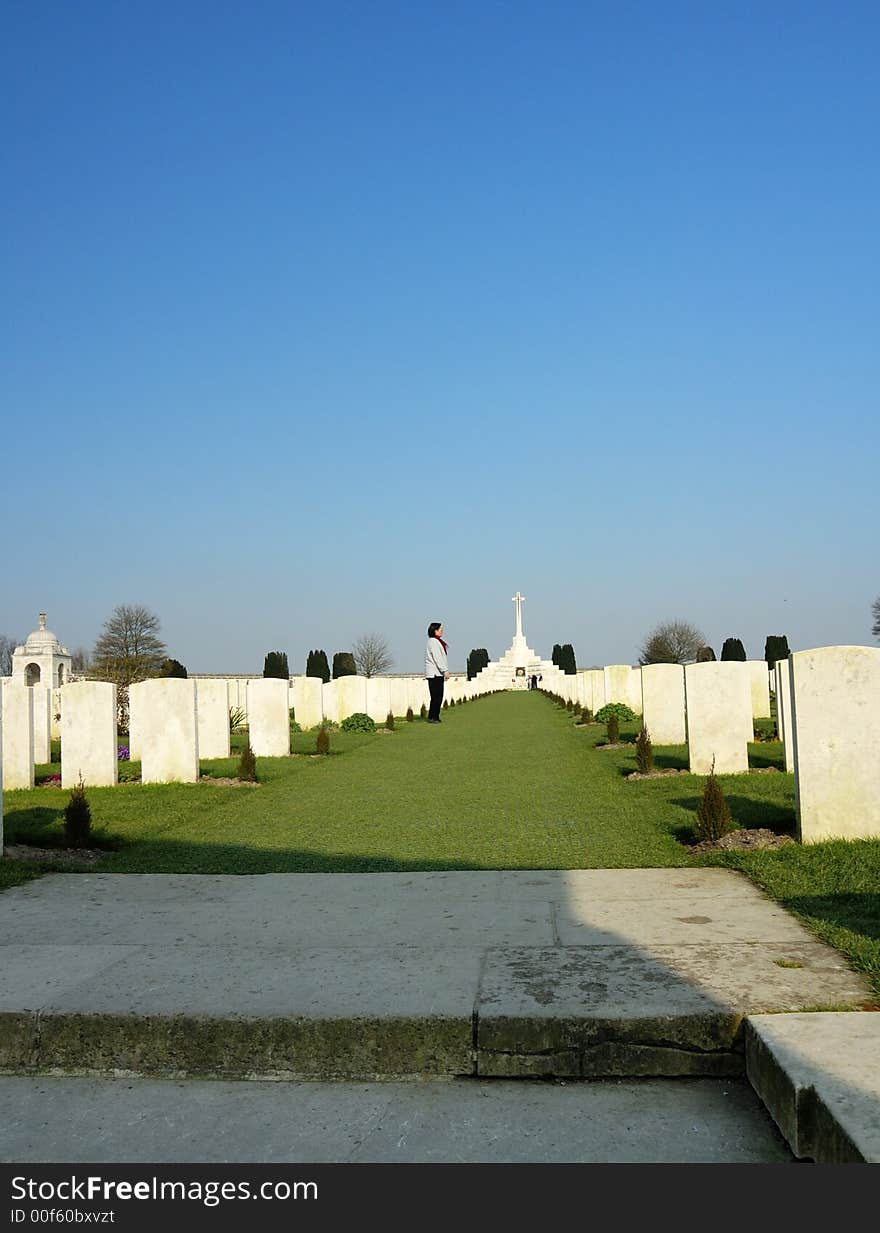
[425,622,450,723]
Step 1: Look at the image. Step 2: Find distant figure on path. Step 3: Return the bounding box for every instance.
[425,622,449,723]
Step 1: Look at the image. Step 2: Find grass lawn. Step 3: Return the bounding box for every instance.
[3,691,878,995]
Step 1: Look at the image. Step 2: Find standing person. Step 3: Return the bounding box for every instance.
[425,621,449,723]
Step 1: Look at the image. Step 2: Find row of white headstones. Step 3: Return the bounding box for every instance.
[1,646,878,845]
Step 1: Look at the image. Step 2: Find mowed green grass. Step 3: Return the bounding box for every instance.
[6,691,794,873]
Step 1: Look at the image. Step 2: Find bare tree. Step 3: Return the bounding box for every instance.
[639,619,706,666]
[873,595,880,643]
[352,632,393,677]
[92,604,167,685]
[71,646,91,674]
[0,634,21,677]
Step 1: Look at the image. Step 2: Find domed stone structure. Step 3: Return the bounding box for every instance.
[11,613,72,688]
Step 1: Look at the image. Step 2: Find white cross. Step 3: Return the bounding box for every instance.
[512,592,525,638]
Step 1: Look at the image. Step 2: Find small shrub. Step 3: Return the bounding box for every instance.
[289,708,302,734]
[573,702,581,714]
[450,698,456,707]
[406,707,414,722]
[420,703,427,719]
[566,699,574,711]
[385,711,395,730]
[635,726,654,773]
[340,712,376,733]
[315,726,330,755]
[606,714,620,744]
[238,743,258,782]
[581,708,593,724]
[443,700,448,709]
[594,702,636,724]
[64,780,92,848]
[695,766,733,841]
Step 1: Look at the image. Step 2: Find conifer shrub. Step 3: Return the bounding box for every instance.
[635,726,654,773]
[606,714,620,744]
[695,766,733,841]
[573,702,581,714]
[420,703,427,719]
[263,651,289,679]
[340,712,375,733]
[566,699,574,711]
[238,743,258,782]
[720,638,747,661]
[594,702,636,724]
[696,645,716,662]
[581,708,593,724]
[450,698,456,707]
[443,699,448,709]
[64,779,92,848]
[332,652,357,678]
[385,711,395,730]
[406,707,414,722]
[315,726,331,755]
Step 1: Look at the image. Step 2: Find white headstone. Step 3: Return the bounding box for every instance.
[588,669,605,713]
[292,676,324,729]
[407,677,428,715]
[1,683,35,790]
[774,659,793,773]
[335,675,368,721]
[388,678,412,717]
[365,677,392,722]
[32,686,52,765]
[640,664,686,744]
[684,662,752,774]
[747,660,771,718]
[789,646,880,842]
[61,682,118,788]
[247,678,290,757]
[131,678,199,784]
[195,679,230,760]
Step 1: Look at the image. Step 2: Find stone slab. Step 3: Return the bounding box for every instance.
[0,1075,792,1163]
[789,645,880,842]
[476,942,868,1077]
[130,678,199,784]
[61,681,118,788]
[1,683,34,790]
[195,678,230,760]
[0,871,869,1081]
[746,1012,880,1162]
[246,678,289,757]
[31,686,51,764]
[685,661,753,775]
[640,664,686,745]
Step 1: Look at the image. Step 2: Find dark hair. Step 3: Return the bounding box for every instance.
[427,622,442,638]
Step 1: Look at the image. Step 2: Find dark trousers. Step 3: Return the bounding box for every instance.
[427,675,444,720]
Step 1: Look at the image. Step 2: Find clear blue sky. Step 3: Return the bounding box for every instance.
[3,1,877,672]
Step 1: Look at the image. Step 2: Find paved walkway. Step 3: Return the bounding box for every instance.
[0,867,876,1161]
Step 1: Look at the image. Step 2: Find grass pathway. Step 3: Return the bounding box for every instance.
[4,692,793,873]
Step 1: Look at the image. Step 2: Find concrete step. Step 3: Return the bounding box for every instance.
[0,1075,794,1163]
[746,1012,880,1162]
[0,870,871,1080]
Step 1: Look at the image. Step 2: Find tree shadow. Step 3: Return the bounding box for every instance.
[778,893,880,942]
[5,806,123,852]
[653,750,690,771]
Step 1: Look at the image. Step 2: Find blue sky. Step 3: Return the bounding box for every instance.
[3,1,877,672]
